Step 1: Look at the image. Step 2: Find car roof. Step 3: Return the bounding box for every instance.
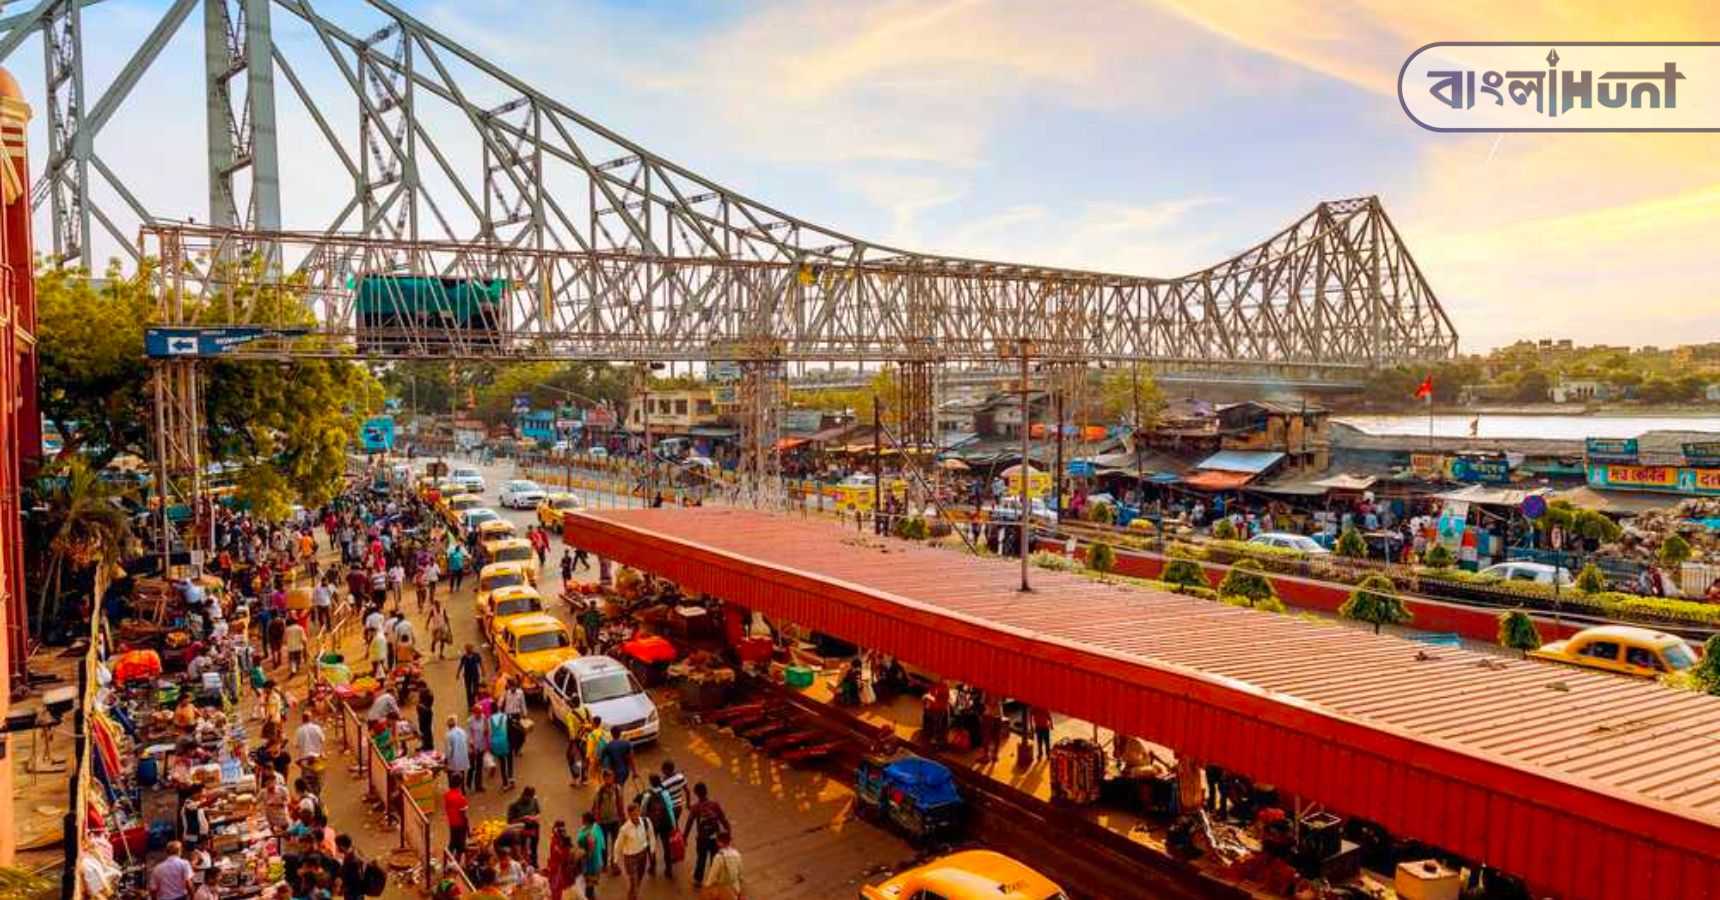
[478,518,515,529]
[488,585,542,603]
[465,507,499,518]
[507,479,538,487]
[480,562,527,577]
[1571,624,1680,645]
[485,536,532,550]
[1255,531,1305,540]
[560,654,627,675]
[501,613,566,636]
[545,492,578,501]
[882,850,1060,898]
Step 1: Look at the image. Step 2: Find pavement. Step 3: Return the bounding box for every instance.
[312,455,914,899]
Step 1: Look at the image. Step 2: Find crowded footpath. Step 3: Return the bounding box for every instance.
[76,469,750,900]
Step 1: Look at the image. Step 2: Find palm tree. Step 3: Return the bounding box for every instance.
[31,457,134,635]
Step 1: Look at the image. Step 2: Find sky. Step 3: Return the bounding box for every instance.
[5,0,1717,352]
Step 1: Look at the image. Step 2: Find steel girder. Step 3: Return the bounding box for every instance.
[2,0,1458,367]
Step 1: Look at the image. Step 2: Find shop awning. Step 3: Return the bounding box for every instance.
[1249,477,1329,497]
[1432,484,1548,507]
[687,426,738,438]
[775,437,810,451]
[1193,450,1285,474]
[1313,474,1377,492]
[1549,485,1676,516]
[1181,469,1256,490]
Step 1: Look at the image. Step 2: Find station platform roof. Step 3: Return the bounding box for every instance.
[566,508,1720,899]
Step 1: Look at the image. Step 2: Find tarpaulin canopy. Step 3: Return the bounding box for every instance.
[1181,469,1256,490]
[774,437,810,451]
[1549,486,1675,516]
[1193,450,1285,474]
[1313,474,1378,491]
[1432,484,1548,507]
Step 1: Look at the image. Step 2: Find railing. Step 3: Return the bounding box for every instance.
[399,784,434,886]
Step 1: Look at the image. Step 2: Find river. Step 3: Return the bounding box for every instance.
[1334,413,1720,440]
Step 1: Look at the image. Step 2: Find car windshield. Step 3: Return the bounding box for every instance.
[580,671,639,703]
[467,512,498,526]
[1661,643,1697,671]
[450,497,479,508]
[516,630,569,653]
[511,481,539,491]
[554,498,580,509]
[493,597,541,617]
[484,573,524,590]
[496,546,532,563]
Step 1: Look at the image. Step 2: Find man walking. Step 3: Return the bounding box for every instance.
[444,715,470,788]
[445,776,470,856]
[700,832,744,900]
[682,782,731,886]
[457,644,484,709]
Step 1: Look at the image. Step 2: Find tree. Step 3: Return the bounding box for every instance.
[1098,365,1164,428]
[1571,509,1621,544]
[1334,525,1367,559]
[1659,534,1692,568]
[1340,574,1412,634]
[30,457,134,636]
[1087,541,1116,577]
[1084,501,1114,524]
[1692,634,1720,695]
[35,262,156,467]
[1422,543,1455,568]
[1497,610,1542,656]
[1510,368,1551,402]
[1217,558,1276,607]
[1211,518,1237,540]
[1161,555,1208,590]
[1574,563,1608,594]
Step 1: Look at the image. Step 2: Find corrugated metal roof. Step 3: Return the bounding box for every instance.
[566,508,1720,900]
[1180,469,1256,490]
[1194,449,1285,473]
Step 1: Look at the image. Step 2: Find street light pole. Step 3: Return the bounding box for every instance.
[1016,339,1034,592]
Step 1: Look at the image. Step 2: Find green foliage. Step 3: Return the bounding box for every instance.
[1087,541,1117,575]
[1211,518,1237,540]
[1340,574,1412,634]
[235,465,295,522]
[30,457,134,636]
[1220,593,1287,613]
[1692,635,1720,695]
[1574,563,1608,595]
[794,369,903,427]
[1161,557,1209,590]
[1030,551,1081,572]
[35,262,156,467]
[1422,543,1455,568]
[1571,509,1621,543]
[892,516,929,541]
[1334,525,1367,559]
[1084,501,1114,524]
[467,361,634,425]
[1216,558,1276,607]
[1659,534,1692,567]
[1496,610,1542,655]
[1098,365,1165,428]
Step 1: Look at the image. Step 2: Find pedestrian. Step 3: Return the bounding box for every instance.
[659,760,689,813]
[615,803,653,899]
[428,604,453,659]
[312,580,333,631]
[575,812,605,900]
[573,546,591,572]
[467,706,489,793]
[591,769,625,874]
[444,715,470,788]
[416,685,435,752]
[507,786,544,867]
[261,769,292,833]
[640,774,677,877]
[601,725,636,787]
[682,782,731,886]
[148,841,196,900]
[488,704,514,788]
[561,550,574,585]
[565,723,586,788]
[424,558,441,603]
[366,626,388,678]
[546,821,574,900]
[1032,705,1053,759]
[283,618,308,676]
[335,835,365,900]
[445,775,470,856]
[266,614,288,669]
[457,644,484,708]
[700,832,744,900]
[448,546,467,591]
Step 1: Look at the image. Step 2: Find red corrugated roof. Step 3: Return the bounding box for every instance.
[566,508,1720,899]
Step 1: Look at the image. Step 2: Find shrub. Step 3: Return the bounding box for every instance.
[1693,634,1720,695]
[1422,544,1455,568]
[1128,517,1158,533]
[1030,551,1080,573]
[1087,541,1117,576]
[1161,557,1208,590]
[1659,534,1692,568]
[1335,525,1367,559]
[1572,509,1621,544]
[1496,610,1542,656]
[893,516,929,541]
[1216,558,1276,608]
[1212,518,1237,540]
[1340,574,1413,634]
[1219,593,1287,614]
[1574,563,1607,595]
[1084,501,1115,524]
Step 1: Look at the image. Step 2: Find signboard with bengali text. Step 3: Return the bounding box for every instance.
[1584,437,1639,462]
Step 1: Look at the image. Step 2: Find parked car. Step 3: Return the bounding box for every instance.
[991,497,1058,524]
[480,536,538,580]
[499,479,546,509]
[860,850,1067,900]
[1529,625,1698,678]
[450,465,486,493]
[545,655,661,744]
[440,493,485,529]
[474,561,532,613]
[1248,532,1331,555]
[536,492,584,528]
[474,584,546,643]
[1480,560,1573,586]
[494,614,578,698]
[461,507,502,532]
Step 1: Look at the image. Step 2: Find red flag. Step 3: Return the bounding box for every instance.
[1414,374,1433,400]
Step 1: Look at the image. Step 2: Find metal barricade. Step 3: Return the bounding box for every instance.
[398,781,434,885]
[441,850,476,894]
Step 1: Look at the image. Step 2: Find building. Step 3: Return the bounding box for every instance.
[1706,383,1720,403]
[516,409,557,444]
[626,388,719,434]
[1551,377,1613,404]
[972,390,1051,438]
[935,398,983,435]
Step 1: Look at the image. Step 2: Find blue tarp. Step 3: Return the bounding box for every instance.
[883,756,961,808]
[1193,450,1285,474]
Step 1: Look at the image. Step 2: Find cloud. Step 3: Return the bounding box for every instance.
[937,196,1227,275]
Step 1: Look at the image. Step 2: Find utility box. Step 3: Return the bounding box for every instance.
[1395,860,1461,900]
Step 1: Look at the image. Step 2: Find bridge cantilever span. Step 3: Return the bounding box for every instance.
[3,0,1455,369]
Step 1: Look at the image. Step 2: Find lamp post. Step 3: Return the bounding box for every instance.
[999,338,1036,592]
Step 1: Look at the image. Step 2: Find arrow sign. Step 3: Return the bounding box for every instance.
[145,326,309,359]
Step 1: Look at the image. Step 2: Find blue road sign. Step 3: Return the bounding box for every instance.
[144,326,306,358]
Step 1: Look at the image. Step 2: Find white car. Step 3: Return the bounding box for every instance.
[499,479,547,508]
[450,466,486,493]
[1248,532,1331,555]
[992,497,1058,524]
[1480,561,1574,586]
[544,656,661,744]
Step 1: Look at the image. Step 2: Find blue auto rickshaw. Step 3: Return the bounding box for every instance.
[855,754,963,841]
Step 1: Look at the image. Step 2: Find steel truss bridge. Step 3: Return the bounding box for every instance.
[1,0,1457,549]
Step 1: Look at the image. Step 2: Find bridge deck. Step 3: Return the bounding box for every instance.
[566,507,1720,900]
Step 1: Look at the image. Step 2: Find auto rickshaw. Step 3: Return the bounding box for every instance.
[855,754,963,841]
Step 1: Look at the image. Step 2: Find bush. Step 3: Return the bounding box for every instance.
[1084,501,1115,524]
[1161,557,1209,590]
[1030,551,1080,573]
[1087,541,1117,576]
[1659,534,1692,568]
[1220,593,1287,613]
[1422,544,1455,568]
[1212,518,1237,540]
[892,516,929,541]
[1216,558,1276,608]
[1335,525,1367,559]
[1340,574,1413,634]
[1694,634,1720,695]
[1574,563,1607,595]
[1572,509,1621,544]
[1496,609,1542,656]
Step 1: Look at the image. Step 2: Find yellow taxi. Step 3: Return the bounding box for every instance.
[495,614,578,698]
[441,492,484,527]
[480,535,539,581]
[474,562,533,612]
[861,851,1067,900]
[475,584,546,642]
[536,492,583,529]
[1529,625,1699,678]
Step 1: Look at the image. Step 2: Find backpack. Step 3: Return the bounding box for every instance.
[361,858,387,896]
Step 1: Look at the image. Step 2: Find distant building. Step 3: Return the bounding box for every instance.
[1214,400,1330,471]
[973,390,1051,438]
[1551,377,1613,404]
[627,388,719,434]
[516,408,556,444]
[1706,383,1720,402]
[936,398,983,435]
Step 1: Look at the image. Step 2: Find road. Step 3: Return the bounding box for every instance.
[326,455,913,899]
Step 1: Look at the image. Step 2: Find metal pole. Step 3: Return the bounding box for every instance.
[1132,362,1143,513]
[1054,388,1064,518]
[1019,340,1031,592]
[872,395,882,535]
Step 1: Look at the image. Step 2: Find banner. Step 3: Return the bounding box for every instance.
[1602,465,1678,488]
[1409,452,1449,479]
[1683,442,1720,466]
[1450,455,1510,484]
[1584,437,1639,462]
[1436,500,1469,551]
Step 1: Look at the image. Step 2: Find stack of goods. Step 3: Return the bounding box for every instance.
[390,750,447,811]
[1049,739,1106,805]
[667,650,737,711]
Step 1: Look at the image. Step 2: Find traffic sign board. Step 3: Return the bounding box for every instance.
[144,326,307,358]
